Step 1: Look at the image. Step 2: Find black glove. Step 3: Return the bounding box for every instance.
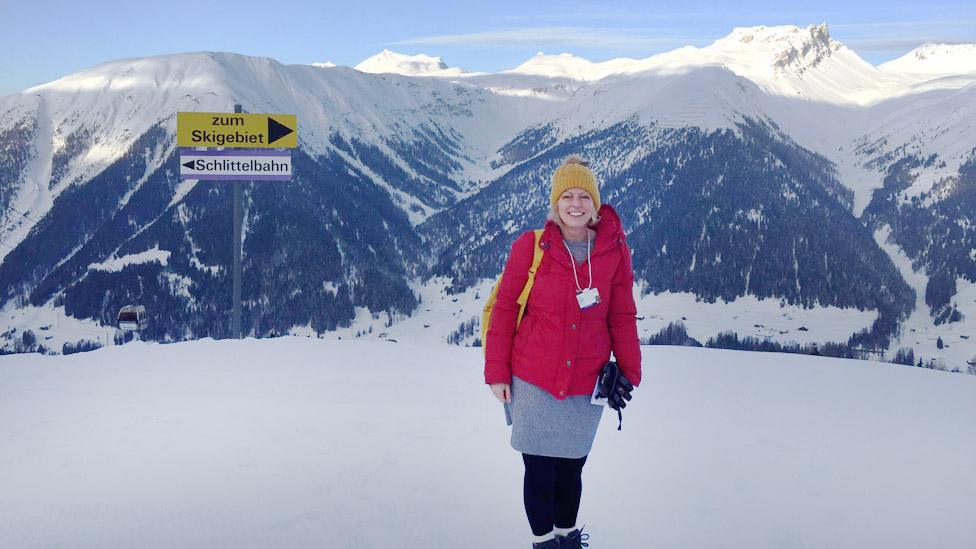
[598,361,634,430]
[608,372,633,411]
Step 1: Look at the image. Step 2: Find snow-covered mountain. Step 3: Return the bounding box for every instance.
[479,24,972,106]
[879,43,976,78]
[505,52,637,80]
[355,49,469,77]
[0,52,561,347]
[0,51,556,248]
[684,24,906,105]
[1,25,974,372]
[361,24,954,105]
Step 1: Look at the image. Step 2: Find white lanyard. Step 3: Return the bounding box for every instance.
[563,237,592,293]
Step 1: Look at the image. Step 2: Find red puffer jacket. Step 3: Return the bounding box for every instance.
[484,204,642,399]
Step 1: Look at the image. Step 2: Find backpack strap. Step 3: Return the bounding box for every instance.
[481,229,547,355]
[515,229,545,327]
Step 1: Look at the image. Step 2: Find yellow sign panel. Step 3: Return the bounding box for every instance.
[177,112,297,148]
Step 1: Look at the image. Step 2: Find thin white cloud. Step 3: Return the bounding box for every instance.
[389,27,706,48]
[831,19,976,31]
[493,4,828,24]
[496,7,708,23]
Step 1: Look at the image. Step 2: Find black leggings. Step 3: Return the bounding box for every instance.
[522,453,588,536]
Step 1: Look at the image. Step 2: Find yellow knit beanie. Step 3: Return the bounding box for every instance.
[550,155,601,209]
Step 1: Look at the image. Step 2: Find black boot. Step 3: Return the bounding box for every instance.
[556,526,590,548]
[532,537,560,548]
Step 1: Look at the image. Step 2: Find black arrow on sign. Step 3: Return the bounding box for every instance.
[267,117,294,144]
[182,160,196,169]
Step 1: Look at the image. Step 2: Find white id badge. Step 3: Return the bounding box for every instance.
[576,287,600,310]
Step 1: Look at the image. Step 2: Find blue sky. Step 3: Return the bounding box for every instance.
[2,0,974,95]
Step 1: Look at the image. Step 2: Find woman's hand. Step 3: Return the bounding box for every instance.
[490,383,511,403]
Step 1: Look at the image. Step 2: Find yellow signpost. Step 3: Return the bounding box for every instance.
[178,106,297,340]
[177,112,297,148]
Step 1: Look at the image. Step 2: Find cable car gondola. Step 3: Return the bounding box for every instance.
[117,305,148,331]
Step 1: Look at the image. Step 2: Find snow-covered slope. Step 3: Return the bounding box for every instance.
[0,54,231,254]
[543,64,773,137]
[750,76,976,215]
[0,337,973,548]
[873,226,976,372]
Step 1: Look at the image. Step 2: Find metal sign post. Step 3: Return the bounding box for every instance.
[233,104,243,339]
[176,105,296,339]
[233,177,242,338]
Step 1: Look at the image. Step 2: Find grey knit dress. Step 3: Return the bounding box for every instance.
[508,237,604,459]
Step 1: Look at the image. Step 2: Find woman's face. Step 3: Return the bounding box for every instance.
[557,188,596,229]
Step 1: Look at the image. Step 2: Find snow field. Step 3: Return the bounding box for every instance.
[1,337,974,548]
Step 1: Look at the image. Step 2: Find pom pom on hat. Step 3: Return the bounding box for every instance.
[550,155,601,209]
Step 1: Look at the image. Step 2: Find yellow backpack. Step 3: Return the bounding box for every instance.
[481,229,546,354]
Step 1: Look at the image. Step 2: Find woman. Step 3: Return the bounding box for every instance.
[485,155,642,548]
